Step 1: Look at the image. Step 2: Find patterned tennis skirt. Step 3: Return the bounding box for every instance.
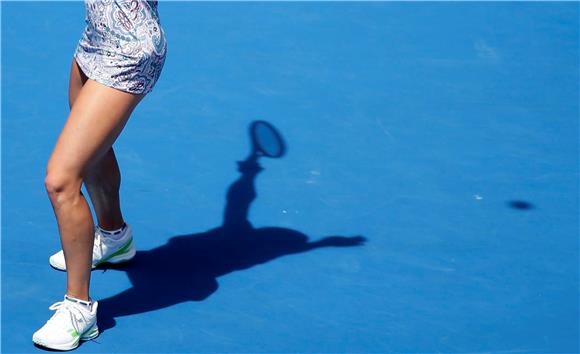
[74,0,167,95]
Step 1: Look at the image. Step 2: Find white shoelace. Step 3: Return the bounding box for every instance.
[46,301,89,334]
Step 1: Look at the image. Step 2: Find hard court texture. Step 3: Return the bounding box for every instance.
[2,2,578,353]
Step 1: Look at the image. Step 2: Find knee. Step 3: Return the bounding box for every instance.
[44,168,82,206]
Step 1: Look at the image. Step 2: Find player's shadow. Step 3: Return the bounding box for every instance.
[97,140,366,332]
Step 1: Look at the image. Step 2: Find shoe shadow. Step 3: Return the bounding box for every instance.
[97,122,367,332]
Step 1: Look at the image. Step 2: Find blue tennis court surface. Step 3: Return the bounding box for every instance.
[2,2,578,353]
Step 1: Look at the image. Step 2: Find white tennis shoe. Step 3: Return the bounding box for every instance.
[32,295,99,351]
[49,224,136,271]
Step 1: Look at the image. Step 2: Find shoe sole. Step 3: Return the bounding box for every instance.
[49,239,136,271]
[32,324,99,351]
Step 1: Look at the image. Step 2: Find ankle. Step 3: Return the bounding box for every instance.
[98,223,128,240]
[98,222,126,233]
[64,294,93,311]
[98,220,125,231]
[65,292,90,302]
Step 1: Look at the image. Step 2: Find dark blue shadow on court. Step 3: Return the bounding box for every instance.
[96,122,366,332]
[507,200,535,210]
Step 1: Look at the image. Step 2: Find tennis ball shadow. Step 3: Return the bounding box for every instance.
[96,122,366,332]
[507,200,535,210]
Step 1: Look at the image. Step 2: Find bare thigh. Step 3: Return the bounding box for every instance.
[48,78,144,179]
[68,57,117,175]
[69,57,89,110]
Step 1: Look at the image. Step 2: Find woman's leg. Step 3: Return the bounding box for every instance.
[68,57,88,110]
[68,58,125,232]
[83,149,125,231]
[46,77,144,301]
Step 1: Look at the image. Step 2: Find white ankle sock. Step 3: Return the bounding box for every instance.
[65,295,93,312]
[98,223,127,240]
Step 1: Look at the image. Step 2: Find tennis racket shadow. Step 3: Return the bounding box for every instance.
[97,121,367,332]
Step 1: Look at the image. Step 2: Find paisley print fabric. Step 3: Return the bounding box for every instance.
[74,0,167,95]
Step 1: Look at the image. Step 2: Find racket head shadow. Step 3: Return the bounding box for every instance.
[250,120,286,158]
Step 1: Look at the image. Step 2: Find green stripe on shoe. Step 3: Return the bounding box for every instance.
[94,238,133,266]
